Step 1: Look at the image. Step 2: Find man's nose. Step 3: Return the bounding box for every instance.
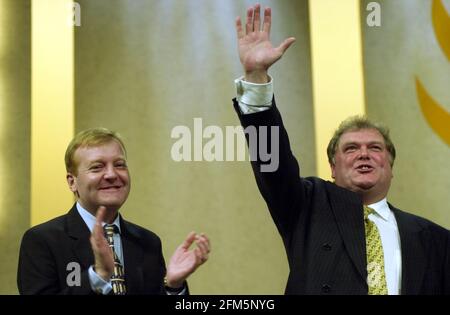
[103,165,118,179]
[359,147,369,158]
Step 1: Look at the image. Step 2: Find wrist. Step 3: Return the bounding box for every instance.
[244,71,269,84]
[94,266,111,282]
[164,276,184,289]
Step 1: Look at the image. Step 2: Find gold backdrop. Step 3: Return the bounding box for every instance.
[1,0,448,295]
[0,0,31,295]
[75,0,314,294]
[362,0,450,228]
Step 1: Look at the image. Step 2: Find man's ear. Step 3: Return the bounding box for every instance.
[66,173,77,193]
[330,163,336,179]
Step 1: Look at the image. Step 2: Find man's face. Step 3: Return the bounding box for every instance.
[331,128,393,200]
[67,140,130,213]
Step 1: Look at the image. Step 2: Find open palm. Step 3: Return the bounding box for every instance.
[236,4,295,77]
[166,232,210,288]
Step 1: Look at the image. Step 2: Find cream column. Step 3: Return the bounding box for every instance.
[31,0,74,225]
[309,0,366,179]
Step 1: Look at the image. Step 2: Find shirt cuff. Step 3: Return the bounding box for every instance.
[166,286,187,295]
[234,75,273,114]
[88,265,113,295]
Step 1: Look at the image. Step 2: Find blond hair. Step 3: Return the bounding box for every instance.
[65,128,127,174]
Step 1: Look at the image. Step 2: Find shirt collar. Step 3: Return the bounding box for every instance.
[366,198,391,221]
[76,202,121,234]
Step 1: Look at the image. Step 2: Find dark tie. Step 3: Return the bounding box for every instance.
[103,224,127,295]
[364,206,388,295]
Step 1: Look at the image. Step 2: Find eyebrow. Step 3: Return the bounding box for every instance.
[87,157,126,165]
[341,140,385,147]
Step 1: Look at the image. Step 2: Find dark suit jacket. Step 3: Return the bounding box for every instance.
[18,204,167,294]
[234,98,450,295]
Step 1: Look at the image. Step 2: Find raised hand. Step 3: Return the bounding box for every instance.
[89,206,114,281]
[236,4,295,83]
[165,232,210,288]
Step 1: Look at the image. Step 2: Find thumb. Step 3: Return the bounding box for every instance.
[276,37,296,55]
[95,206,107,225]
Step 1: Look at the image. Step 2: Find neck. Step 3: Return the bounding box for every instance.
[360,191,386,206]
[102,209,119,224]
[79,202,119,223]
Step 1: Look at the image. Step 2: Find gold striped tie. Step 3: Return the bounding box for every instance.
[104,224,127,295]
[364,206,388,295]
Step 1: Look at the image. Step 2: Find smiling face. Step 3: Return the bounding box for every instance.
[66,140,130,215]
[331,128,393,203]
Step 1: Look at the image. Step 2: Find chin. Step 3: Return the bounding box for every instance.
[353,181,376,191]
[99,199,125,209]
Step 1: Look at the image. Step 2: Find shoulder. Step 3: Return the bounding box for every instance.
[302,176,328,190]
[303,176,352,192]
[22,213,69,241]
[304,176,361,200]
[391,205,449,238]
[19,212,73,256]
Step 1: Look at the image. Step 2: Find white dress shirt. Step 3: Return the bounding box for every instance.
[367,199,402,295]
[235,76,402,294]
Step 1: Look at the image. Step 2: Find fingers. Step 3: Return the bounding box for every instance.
[90,206,115,280]
[245,6,254,34]
[195,233,210,255]
[180,231,197,250]
[262,7,271,34]
[253,4,261,34]
[179,232,210,263]
[194,233,210,264]
[90,230,113,281]
[244,4,270,36]
[92,206,105,241]
[276,37,296,55]
[95,206,107,225]
[236,17,244,39]
[194,247,204,264]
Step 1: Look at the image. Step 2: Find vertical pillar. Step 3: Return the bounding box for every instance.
[309,0,366,178]
[31,0,74,225]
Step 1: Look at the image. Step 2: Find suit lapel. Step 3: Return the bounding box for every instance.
[120,218,145,294]
[391,206,427,295]
[66,205,94,269]
[326,182,367,281]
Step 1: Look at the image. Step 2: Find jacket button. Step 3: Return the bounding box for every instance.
[322,243,332,251]
[322,284,331,293]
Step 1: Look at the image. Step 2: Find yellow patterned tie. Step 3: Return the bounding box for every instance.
[104,224,127,295]
[364,206,388,295]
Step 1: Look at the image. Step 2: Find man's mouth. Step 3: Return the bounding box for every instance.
[99,186,122,191]
[355,164,374,173]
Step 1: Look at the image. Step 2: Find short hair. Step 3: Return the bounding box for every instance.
[65,128,127,174]
[326,116,396,167]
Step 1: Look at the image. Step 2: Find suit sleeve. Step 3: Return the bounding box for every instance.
[445,230,450,294]
[17,229,93,295]
[233,97,309,245]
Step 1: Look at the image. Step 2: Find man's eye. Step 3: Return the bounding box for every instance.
[115,163,127,168]
[90,165,103,171]
[345,146,356,152]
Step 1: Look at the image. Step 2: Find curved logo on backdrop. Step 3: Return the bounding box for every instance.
[415,0,450,146]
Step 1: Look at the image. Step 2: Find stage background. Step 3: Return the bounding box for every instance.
[0,0,448,295]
